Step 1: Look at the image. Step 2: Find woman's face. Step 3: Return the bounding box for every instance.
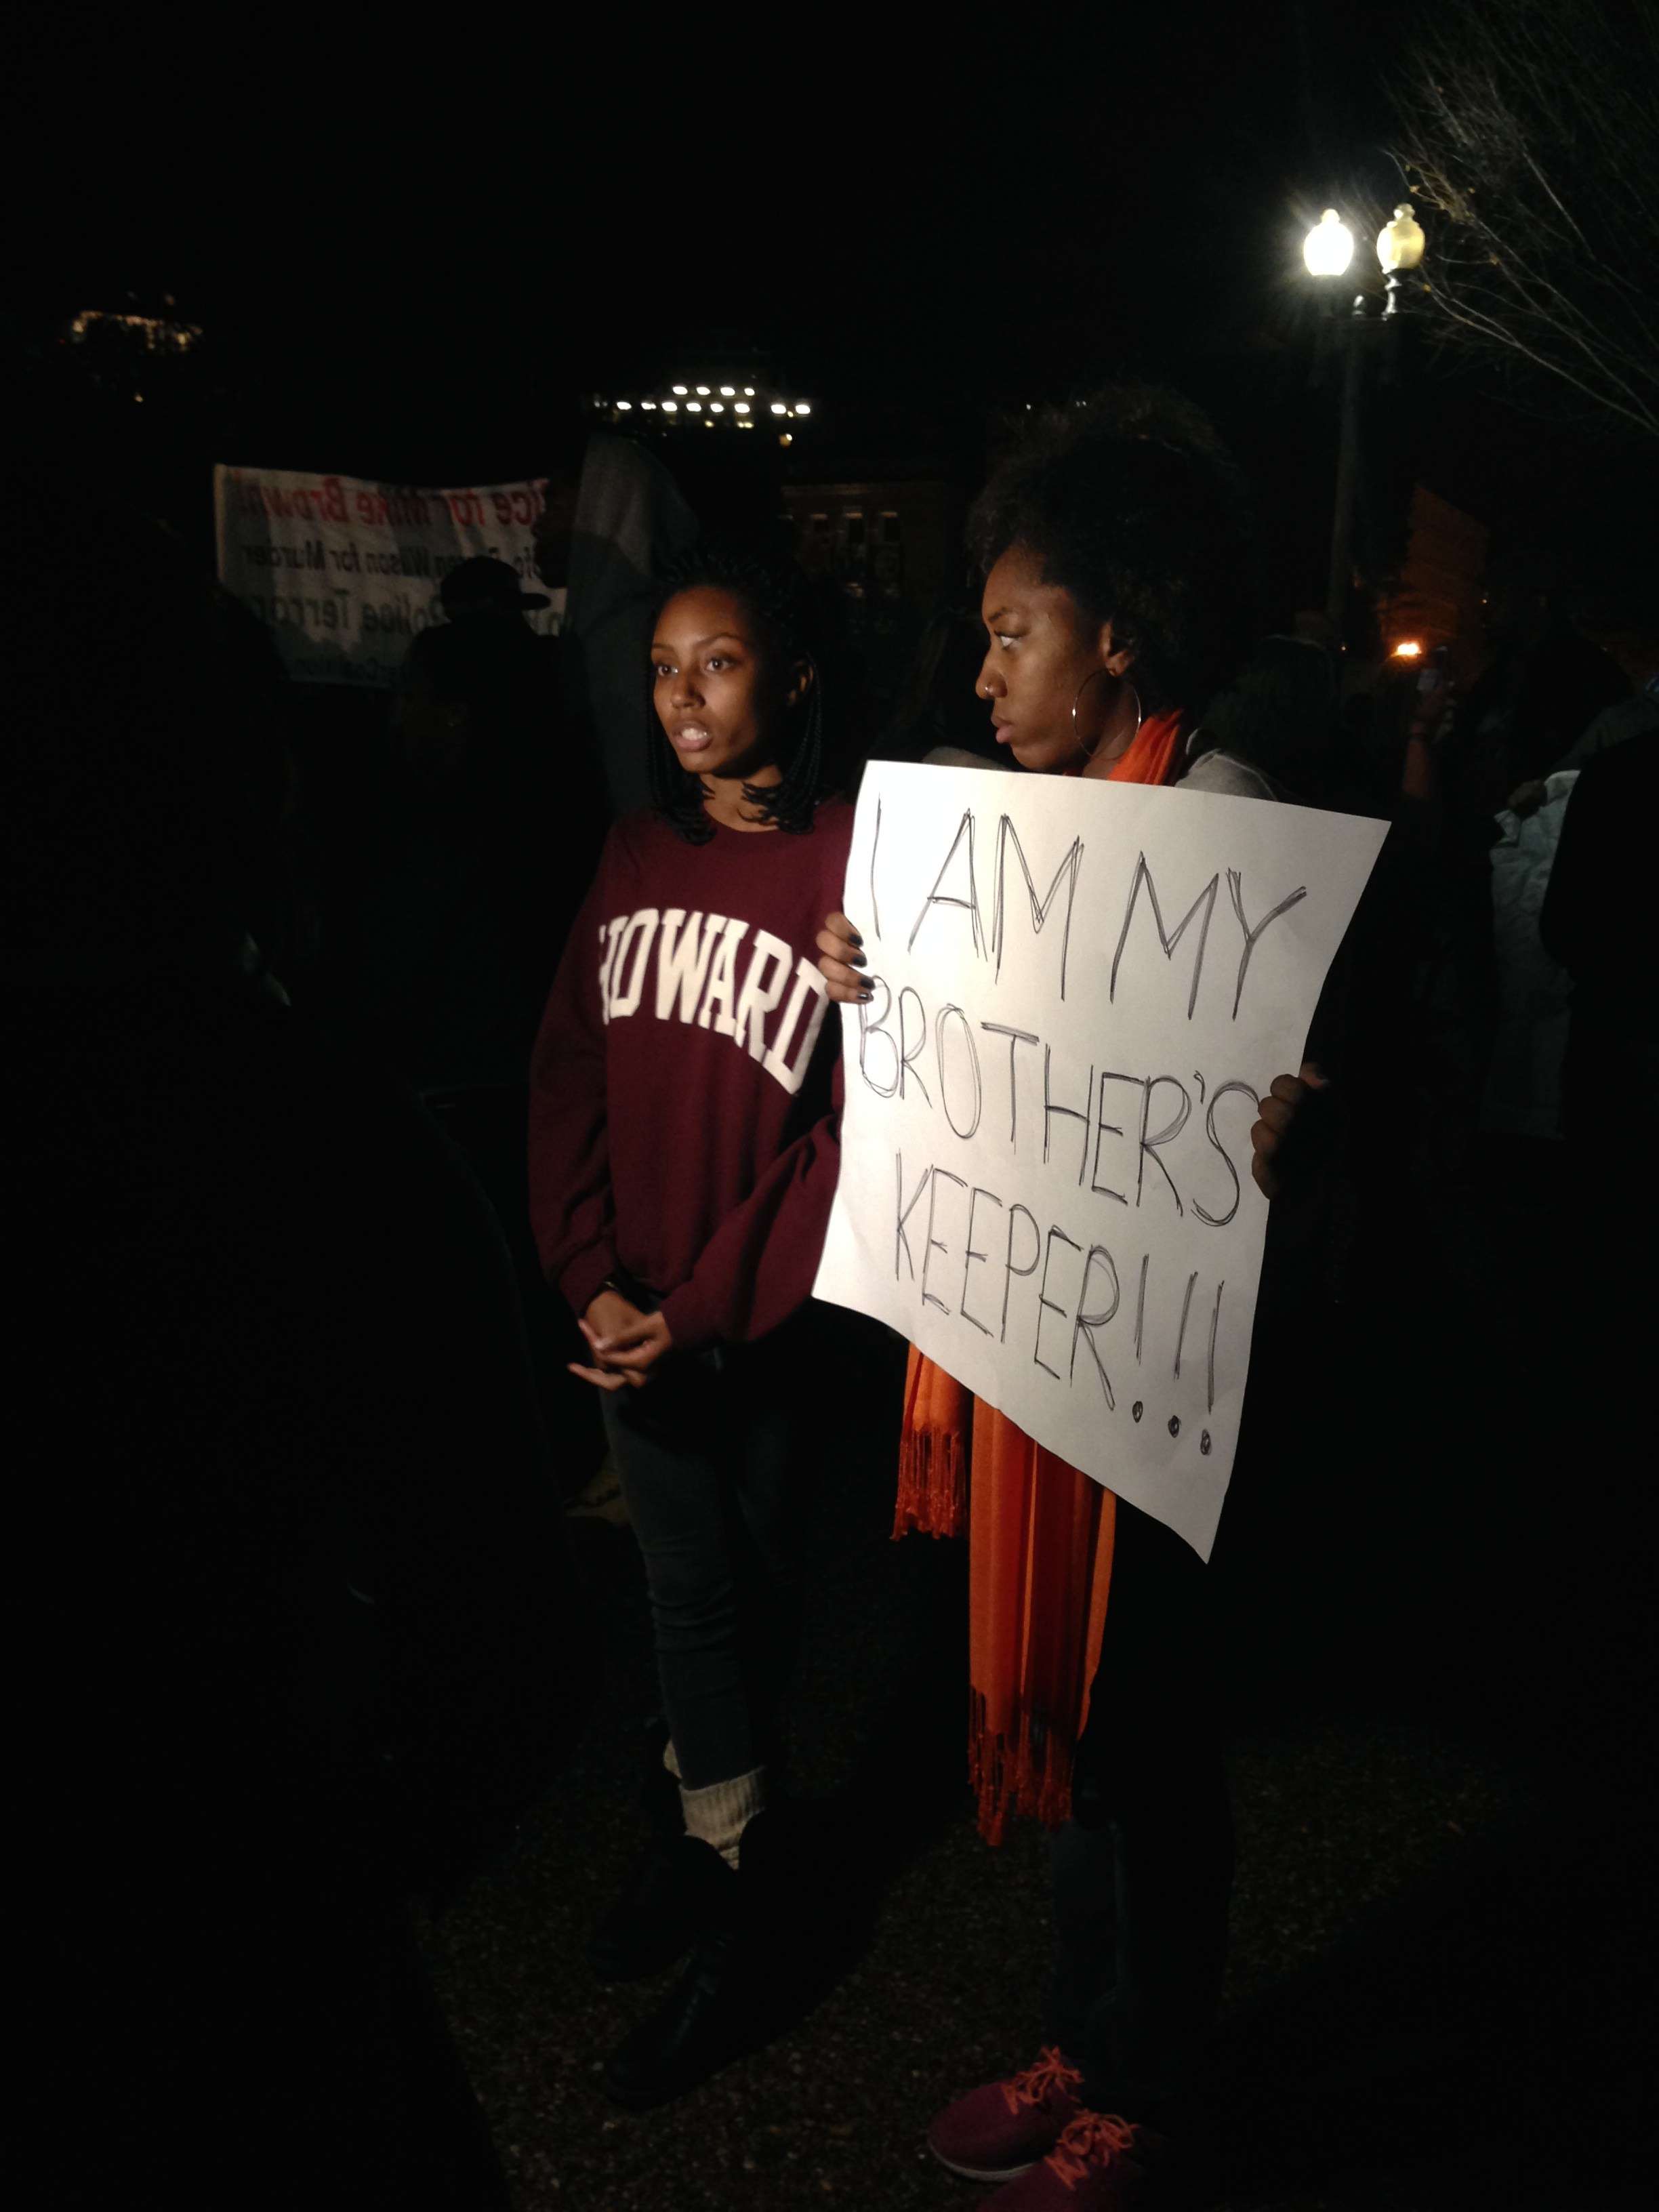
[975,545,1130,774]
[651,586,796,784]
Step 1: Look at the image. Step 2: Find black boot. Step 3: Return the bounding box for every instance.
[587,1756,701,1983]
[601,1815,778,2110]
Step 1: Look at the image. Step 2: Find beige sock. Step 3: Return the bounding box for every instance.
[678,1765,765,1870]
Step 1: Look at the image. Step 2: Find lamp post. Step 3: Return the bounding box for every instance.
[1377,202,1426,315]
[1305,203,1425,638]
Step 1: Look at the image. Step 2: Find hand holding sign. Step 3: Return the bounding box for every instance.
[811,764,1384,1559]
[1248,1063,1330,1199]
[816,912,872,1001]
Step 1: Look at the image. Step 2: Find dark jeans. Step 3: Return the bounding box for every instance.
[1046,1498,1233,2121]
[601,1316,817,1792]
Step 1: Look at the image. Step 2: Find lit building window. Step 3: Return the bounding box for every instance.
[734,402,750,414]
[710,402,724,413]
[616,400,632,411]
[662,401,679,412]
[695,385,710,395]
[795,402,811,417]
[672,385,688,395]
[68,308,202,353]
[719,385,735,396]
[687,401,702,411]
[771,403,787,415]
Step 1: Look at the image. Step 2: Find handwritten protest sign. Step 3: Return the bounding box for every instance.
[213,466,561,689]
[813,763,1386,1559]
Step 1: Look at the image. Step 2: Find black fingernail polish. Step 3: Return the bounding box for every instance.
[850,953,867,968]
[849,933,863,947]
[859,987,874,1002]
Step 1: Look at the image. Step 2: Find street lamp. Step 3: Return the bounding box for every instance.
[1303,209,1355,278]
[1376,202,1425,316]
[1303,202,1427,636]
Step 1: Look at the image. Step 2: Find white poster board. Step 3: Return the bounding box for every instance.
[813,763,1386,1559]
[213,465,562,689]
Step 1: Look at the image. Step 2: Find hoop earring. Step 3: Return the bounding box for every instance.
[1072,670,1143,760]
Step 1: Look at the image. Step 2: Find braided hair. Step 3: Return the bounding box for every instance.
[646,541,829,844]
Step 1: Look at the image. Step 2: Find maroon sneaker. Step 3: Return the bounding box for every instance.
[926,2046,1086,2183]
[976,2111,1162,2209]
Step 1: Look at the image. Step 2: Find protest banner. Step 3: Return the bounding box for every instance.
[813,763,1387,1560]
[213,466,562,688]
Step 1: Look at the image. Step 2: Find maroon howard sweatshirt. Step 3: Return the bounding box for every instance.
[528,798,855,1352]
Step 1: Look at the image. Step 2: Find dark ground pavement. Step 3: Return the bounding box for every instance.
[422,1153,1653,2212]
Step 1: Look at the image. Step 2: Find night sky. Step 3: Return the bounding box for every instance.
[11,1,1642,567]
[14,7,1394,398]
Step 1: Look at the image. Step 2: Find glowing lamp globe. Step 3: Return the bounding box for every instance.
[1377,203,1426,272]
[1304,209,1355,278]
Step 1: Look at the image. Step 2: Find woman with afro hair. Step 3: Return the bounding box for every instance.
[819,389,1326,2210]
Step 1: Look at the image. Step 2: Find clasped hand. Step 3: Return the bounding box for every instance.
[571,1290,674,1391]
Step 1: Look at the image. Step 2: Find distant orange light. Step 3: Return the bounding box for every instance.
[1392,640,1424,659]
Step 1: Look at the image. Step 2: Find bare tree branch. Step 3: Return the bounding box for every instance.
[1388,0,1659,445]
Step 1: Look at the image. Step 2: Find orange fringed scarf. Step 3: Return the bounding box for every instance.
[893,709,1186,1844]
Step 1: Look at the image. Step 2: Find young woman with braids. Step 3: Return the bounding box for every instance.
[817,392,1328,2211]
[527,543,852,2109]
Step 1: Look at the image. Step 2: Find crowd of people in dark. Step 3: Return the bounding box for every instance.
[12,378,1654,2211]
